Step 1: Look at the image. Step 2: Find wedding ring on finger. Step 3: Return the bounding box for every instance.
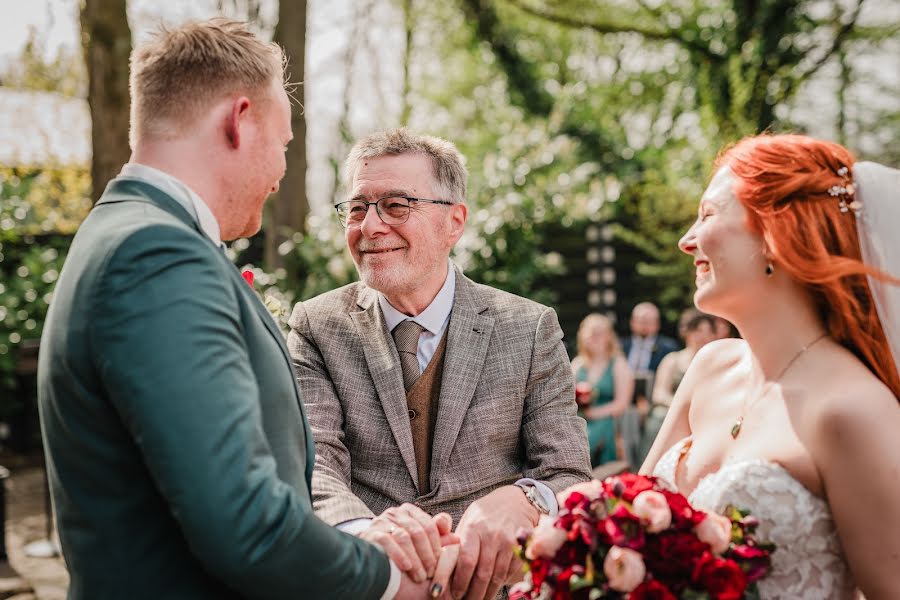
[389,524,398,536]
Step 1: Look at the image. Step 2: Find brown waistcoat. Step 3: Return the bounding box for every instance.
[406,331,448,495]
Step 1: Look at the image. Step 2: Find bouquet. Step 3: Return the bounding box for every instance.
[510,474,775,600]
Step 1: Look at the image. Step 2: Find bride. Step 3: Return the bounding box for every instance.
[640,134,900,599]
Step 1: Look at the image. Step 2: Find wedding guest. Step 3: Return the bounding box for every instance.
[622,302,680,375]
[713,316,737,339]
[619,302,679,466]
[638,309,716,461]
[287,128,591,600]
[37,20,431,599]
[642,134,900,598]
[571,314,634,466]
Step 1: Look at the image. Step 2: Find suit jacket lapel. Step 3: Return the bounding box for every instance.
[101,177,314,471]
[350,287,420,489]
[430,271,494,484]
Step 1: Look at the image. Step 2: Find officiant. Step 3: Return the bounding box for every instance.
[287,128,591,600]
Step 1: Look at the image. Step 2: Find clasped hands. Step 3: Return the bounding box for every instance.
[360,486,540,599]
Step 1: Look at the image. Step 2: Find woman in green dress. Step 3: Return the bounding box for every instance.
[571,314,634,467]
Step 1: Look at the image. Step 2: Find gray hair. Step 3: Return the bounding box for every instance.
[344,128,468,204]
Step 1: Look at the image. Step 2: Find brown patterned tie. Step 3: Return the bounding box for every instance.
[392,320,424,391]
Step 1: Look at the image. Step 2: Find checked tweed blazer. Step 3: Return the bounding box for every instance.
[287,267,592,526]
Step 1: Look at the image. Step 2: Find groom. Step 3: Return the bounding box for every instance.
[37,20,430,599]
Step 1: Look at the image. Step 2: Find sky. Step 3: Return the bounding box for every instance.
[0,0,78,63]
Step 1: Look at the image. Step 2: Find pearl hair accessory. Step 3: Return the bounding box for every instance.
[828,166,862,215]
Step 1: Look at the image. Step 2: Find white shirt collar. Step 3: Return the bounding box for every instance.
[380,260,456,334]
[119,163,222,246]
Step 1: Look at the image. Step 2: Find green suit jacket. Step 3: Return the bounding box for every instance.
[37,177,390,599]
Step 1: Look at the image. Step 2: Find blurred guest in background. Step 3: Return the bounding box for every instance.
[619,302,679,466]
[571,314,634,466]
[638,309,717,462]
[713,315,738,339]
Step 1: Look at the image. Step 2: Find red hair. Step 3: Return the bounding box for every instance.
[715,134,900,398]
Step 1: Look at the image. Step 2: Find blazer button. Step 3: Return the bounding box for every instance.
[408,409,417,420]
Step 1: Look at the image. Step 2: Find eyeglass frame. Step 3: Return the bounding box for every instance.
[333,195,455,228]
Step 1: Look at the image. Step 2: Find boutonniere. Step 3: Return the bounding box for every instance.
[240,266,288,324]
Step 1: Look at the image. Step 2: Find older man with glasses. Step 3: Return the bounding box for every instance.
[287,128,591,599]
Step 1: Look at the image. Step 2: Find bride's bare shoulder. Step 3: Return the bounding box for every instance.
[815,371,897,429]
[689,338,748,375]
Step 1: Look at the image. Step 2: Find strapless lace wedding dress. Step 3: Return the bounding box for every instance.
[652,438,857,599]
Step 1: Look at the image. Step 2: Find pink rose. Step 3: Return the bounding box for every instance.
[525,516,567,560]
[603,546,646,592]
[632,490,672,533]
[557,480,604,506]
[695,513,732,554]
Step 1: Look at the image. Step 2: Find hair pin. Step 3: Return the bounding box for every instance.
[828,166,861,215]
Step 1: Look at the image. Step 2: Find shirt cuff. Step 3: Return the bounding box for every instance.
[336,517,373,536]
[379,559,401,600]
[515,478,559,517]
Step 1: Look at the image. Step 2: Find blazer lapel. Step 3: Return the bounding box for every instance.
[430,271,494,484]
[102,177,313,467]
[350,287,420,489]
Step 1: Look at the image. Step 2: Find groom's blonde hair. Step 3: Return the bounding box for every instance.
[129,19,285,148]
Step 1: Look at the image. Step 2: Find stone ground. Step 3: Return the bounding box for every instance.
[0,455,68,600]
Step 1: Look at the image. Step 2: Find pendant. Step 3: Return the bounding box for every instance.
[731,416,743,439]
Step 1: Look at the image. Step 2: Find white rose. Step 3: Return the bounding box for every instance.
[695,513,733,554]
[525,516,568,560]
[631,490,672,533]
[556,479,604,506]
[603,546,646,592]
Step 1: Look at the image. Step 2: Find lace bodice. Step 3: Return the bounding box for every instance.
[653,438,857,599]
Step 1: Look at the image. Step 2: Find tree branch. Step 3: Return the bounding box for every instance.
[504,0,717,60]
[459,0,555,116]
[773,0,865,107]
[796,0,865,82]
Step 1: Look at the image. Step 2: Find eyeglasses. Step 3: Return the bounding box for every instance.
[334,196,454,228]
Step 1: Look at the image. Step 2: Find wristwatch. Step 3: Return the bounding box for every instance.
[515,482,551,516]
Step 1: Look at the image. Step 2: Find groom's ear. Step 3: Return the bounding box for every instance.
[224,96,252,149]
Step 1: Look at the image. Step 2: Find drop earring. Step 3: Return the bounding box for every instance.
[765,262,774,277]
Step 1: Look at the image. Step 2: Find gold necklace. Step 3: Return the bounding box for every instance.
[730,332,829,440]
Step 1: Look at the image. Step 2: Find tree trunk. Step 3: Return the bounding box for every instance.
[268,0,308,269]
[81,0,131,203]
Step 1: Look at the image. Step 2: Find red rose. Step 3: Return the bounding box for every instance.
[604,473,654,502]
[241,270,254,287]
[530,557,550,587]
[599,505,645,550]
[693,552,747,599]
[563,490,592,511]
[728,544,772,582]
[661,489,706,529]
[630,580,678,600]
[642,531,710,591]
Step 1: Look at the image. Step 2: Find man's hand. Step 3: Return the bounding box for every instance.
[360,504,458,584]
[451,485,539,599]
